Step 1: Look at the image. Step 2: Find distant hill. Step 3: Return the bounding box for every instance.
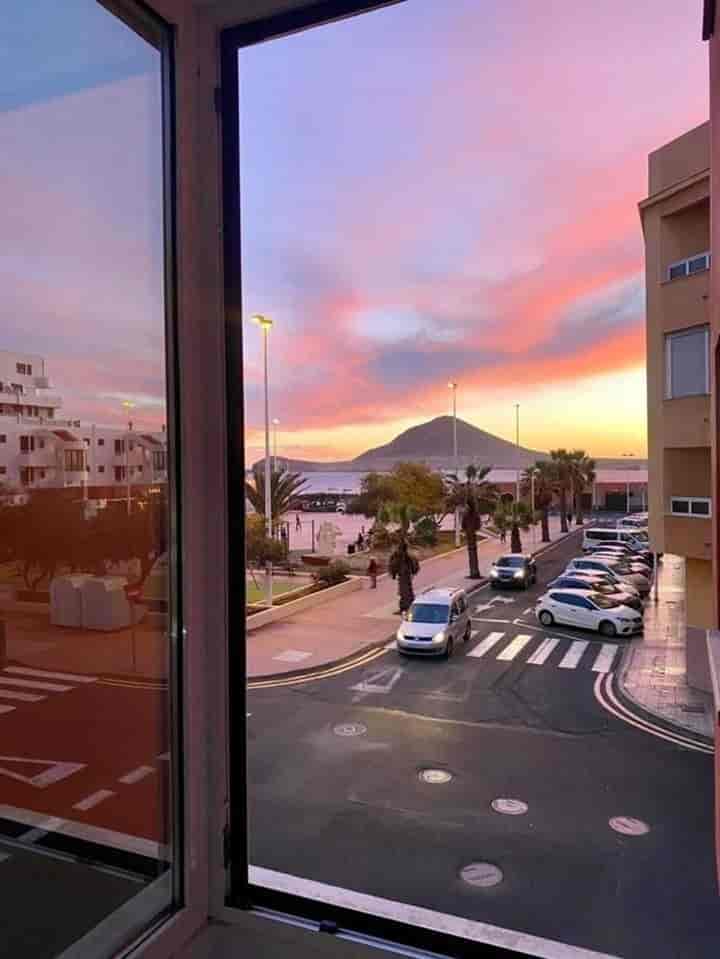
[254,416,549,472]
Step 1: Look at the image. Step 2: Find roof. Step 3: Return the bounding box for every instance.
[140,433,161,447]
[417,587,463,602]
[52,429,78,442]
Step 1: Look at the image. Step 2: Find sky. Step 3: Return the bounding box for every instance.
[0,1,708,455]
[239,0,709,463]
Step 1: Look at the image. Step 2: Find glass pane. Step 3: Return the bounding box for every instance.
[1,2,176,956]
[671,499,690,514]
[668,328,708,397]
[691,500,710,516]
[235,2,716,958]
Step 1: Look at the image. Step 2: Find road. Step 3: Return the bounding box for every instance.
[247,531,720,959]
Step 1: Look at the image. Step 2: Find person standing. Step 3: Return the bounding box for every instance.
[367,557,378,588]
[295,513,302,532]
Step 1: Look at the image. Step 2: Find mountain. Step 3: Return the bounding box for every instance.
[254,416,550,472]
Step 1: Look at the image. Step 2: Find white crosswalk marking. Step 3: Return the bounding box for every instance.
[0,688,45,703]
[466,631,505,658]
[497,634,532,661]
[0,677,71,692]
[3,667,96,683]
[526,637,560,665]
[591,643,618,673]
[558,640,589,669]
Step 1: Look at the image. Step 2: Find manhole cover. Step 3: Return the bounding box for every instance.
[333,722,367,737]
[609,816,650,836]
[491,798,528,816]
[460,862,503,887]
[419,768,452,784]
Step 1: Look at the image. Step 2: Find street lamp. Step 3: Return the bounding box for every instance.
[448,382,459,546]
[121,400,135,516]
[621,452,635,514]
[530,467,538,543]
[514,404,521,505]
[272,418,280,473]
[251,313,274,608]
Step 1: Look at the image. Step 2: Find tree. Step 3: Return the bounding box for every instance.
[390,462,447,526]
[568,450,596,526]
[245,466,308,530]
[550,449,573,533]
[347,471,396,518]
[493,500,533,554]
[521,462,555,543]
[381,503,420,613]
[246,514,284,567]
[90,492,167,586]
[445,465,498,578]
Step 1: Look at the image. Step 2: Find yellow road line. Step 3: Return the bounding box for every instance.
[248,645,388,689]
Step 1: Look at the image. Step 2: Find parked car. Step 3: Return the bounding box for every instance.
[535,590,643,637]
[558,568,641,597]
[548,576,644,612]
[489,554,537,590]
[583,527,647,552]
[586,541,653,565]
[566,557,651,596]
[589,552,653,579]
[396,587,471,658]
[617,515,648,531]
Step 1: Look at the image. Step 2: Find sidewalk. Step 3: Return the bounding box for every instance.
[617,554,714,740]
[247,515,582,679]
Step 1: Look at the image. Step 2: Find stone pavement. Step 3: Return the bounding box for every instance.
[618,554,714,740]
[247,515,582,679]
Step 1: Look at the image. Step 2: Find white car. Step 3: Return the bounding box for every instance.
[535,589,643,638]
[589,552,653,579]
[566,557,651,595]
[558,568,641,598]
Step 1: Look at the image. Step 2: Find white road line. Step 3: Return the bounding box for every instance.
[558,640,589,669]
[466,631,505,658]
[73,790,115,812]
[272,650,312,663]
[3,667,96,683]
[527,637,560,665]
[0,706,15,715]
[497,634,533,661]
[118,765,155,785]
[0,688,45,703]
[0,677,71,692]
[591,644,618,673]
[523,607,533,615]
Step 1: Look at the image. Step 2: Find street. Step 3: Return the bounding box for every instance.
[247,532,720,959]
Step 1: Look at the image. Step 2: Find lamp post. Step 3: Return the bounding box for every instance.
[121,401,135,516]
[514,404,521,505]
[272,418,280,473]
[622,452,635,514]
[530,467,538,543]
[448,382,459,546]
[252,314,274,608]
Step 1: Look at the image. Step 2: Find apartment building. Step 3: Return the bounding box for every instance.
[640,122,713,629]
[0,350,167,494]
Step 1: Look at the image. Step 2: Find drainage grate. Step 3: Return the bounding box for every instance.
[609,816,650,836]
[460,862,503,887]
[491,798,528,816]
[419,769,452,784]
[333,722,367,737]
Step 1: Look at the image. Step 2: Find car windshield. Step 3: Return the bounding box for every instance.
[590,594,620,609]
[496,556,525,568]
[407,603,449,624]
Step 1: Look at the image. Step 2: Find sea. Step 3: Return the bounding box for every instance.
[295,471,366,495]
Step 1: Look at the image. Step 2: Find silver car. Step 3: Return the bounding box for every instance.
[396,587,471,658]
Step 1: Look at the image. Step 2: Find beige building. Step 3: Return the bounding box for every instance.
[640,122,713,629]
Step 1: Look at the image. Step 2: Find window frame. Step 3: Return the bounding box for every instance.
[665,324,710,398]
[670,496,712,517]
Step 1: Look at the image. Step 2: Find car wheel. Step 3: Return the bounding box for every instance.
[539,610,553,627]
[599,620,617,638]
[463,623,471,643]
[445,637,454,659]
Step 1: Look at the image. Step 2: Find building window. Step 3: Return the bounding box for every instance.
[666,251,711,281]
[98,437,105,446]
[152,450,167,471]
[16,362,26,374]
[0,435,5,444]
[83,437,90,446]
[670,496,712,517]
[0,467,6,476]
[39,470,45,480]
[665,325,709,398]
[37,438,44,450]
[98,465,105,474]
[11,383,23,393]
[64,450,85,472]
[19,435,35,453]
[114,438,125,455]
[114,466,126,482]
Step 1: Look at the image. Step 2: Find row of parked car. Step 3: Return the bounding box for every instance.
[534,523,653,639]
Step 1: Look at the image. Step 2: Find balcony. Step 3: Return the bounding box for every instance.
[660,267,709,332]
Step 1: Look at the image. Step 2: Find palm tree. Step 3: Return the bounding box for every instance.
[550,449,573,533]
[381,503,421,613]
[568,450,596,526]
[244,465,308,531]
[521,461,555,543]
[445,465,498,578]
[493,500,533,554]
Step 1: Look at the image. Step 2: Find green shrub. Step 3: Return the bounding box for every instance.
[312,560,350,587]
[412,516,438,546]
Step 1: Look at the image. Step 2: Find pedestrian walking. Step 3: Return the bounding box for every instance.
[356,531,365,551]
[500,528,507,544]
[280,525,289,553]
[367,557,378,588]
[295,513,302,532]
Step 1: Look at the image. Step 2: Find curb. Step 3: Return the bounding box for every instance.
[611,657,714,747]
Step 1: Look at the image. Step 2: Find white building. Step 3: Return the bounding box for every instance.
[0,350,167,493]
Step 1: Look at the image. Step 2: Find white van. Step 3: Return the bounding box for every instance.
[582,527,647,553]
[617,515,648,531]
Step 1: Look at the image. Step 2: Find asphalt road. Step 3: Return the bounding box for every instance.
[248,531,720,959]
